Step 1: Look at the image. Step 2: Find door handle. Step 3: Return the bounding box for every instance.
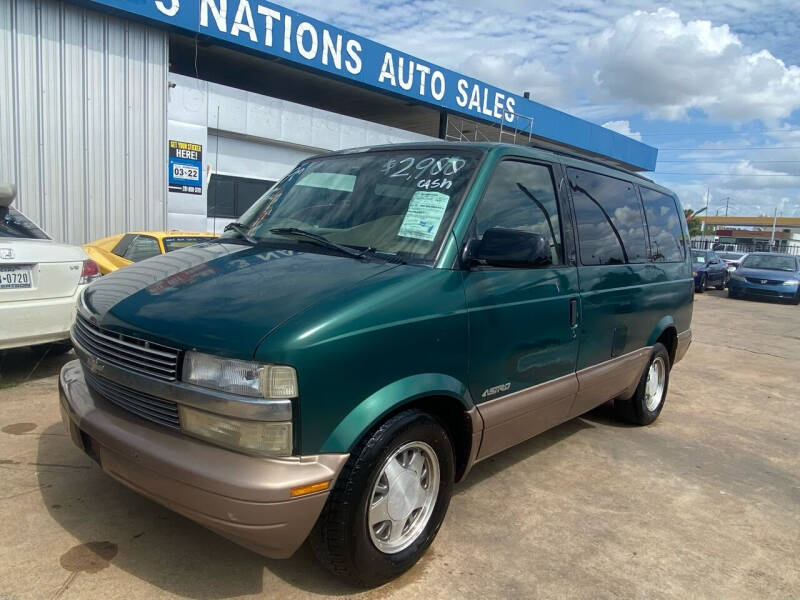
[569,298,578,328]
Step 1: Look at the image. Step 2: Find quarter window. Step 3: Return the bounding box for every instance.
[123,235,161,263]
[640,187,685,262]
[568,168,648,265]
[474,160,563,265]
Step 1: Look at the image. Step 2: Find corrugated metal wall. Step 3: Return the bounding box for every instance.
[0,0,168,245]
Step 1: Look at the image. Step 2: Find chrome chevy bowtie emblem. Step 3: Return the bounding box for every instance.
[761,279,768,284]
[0,248,14,259]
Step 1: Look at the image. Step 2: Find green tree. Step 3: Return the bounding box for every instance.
[684,209,702,237]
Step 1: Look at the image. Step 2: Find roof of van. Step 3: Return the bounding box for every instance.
[315,141,673,196]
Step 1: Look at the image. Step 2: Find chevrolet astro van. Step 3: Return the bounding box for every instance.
[60,142,693,586]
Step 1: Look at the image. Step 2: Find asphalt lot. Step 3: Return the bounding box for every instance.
[1,290,798,599]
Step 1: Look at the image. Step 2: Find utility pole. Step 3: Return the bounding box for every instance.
[725,196,729,217]
[770,205,778,248]
[703,188,710,244]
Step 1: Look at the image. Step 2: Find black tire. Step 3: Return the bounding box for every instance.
[696,274,707,293]
[29,341,72,357]
[311,409,455,587]
[728,289,739,299]
[614,342,670,426]
[715,273,727,290]
[792,294,800,306]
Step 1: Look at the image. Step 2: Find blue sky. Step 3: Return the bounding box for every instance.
[283,0,800,217]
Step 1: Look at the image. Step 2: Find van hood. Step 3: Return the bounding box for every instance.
[81,242,399,358]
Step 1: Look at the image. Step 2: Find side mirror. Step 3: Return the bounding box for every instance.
[0,184,16,208]
[465,227,552,268]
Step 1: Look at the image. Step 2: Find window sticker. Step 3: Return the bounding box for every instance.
[397,191,450,241]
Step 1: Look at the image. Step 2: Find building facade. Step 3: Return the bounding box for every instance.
[1,0,658,244]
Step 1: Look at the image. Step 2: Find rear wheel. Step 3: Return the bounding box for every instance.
[715,272,727,290]
[615,342,670,426]
[311,409,454,587]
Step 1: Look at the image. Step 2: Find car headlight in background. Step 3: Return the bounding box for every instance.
[179,405,293,457]
[182,351,298,398]
[692,271,698,277]
[730,272,746,281]
[781,279,799,286]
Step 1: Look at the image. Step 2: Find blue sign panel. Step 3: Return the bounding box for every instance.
[74,0,657,171]
[168,139,203,194]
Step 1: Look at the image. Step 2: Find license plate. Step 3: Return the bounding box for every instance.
[0,265,32,289]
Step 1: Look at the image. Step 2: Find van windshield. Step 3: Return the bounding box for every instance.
[224,149,483,263]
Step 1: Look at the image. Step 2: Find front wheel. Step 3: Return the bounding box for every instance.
[696,274,707,293]
[311,409,455,587]
[715,272,727,290]
[614,343,670,425]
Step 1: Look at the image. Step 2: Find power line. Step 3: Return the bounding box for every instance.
[657,160,800,164]
[639,127,800,137]
[658,145,800,151]
[652,172,800,177]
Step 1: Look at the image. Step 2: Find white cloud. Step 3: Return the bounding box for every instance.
[579,8,800,122]
[601,120,642,141]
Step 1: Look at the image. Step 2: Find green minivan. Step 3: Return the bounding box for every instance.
[60,142,692,586]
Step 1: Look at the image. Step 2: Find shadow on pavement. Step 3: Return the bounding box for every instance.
[0,346,76,388]
[36,422,366,598]
[456,416,595,495]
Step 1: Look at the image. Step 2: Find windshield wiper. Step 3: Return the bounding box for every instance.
[223,222,258,244]
[269,227,367,260]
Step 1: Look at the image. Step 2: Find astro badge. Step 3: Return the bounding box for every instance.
[168,140,203,195]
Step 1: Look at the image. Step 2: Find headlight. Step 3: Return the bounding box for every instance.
[179,405,292,457]
[781,279,799,286]
[692,271,698,277]
[730,272,746,281]
[183,351,297,398]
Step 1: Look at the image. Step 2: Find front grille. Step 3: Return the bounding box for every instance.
[84,368,181,430]
[73,315,179,381]
[746,277,783,286]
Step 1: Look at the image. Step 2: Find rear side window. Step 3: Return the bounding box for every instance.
[474,160,563,265]
[0,206,49,239]
[640,187,685,262]
[122,235,161,263]
[568,168,648,265]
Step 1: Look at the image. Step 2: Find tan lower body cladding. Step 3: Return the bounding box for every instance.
[475,347,652,460]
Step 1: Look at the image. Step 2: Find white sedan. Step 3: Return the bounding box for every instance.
[0,185,100,352]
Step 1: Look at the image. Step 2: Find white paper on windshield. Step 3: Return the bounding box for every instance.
[397,191,450,241]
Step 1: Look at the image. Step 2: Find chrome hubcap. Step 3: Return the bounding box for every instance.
[367,441,439,554]
[645,356,666,412]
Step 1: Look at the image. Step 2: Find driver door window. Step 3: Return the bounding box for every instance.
[473,160,563,266]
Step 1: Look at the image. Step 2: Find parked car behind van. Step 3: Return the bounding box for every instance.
[728,252,800,304]
[0,185,100,352]
[691,249,728,292]
[59,143,693,586]
[82,230,217,274]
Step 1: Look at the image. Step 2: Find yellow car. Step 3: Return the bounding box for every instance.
[82,231,217,274]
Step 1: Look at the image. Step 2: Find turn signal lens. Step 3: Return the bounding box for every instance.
[290,481,331,497]
[79,259,101,284]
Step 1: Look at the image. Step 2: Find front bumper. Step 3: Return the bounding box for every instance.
[58,360,348,558]
[728,279,799,300]
[0,286,85,350]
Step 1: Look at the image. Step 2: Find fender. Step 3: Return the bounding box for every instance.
[320,373,472,453]
[647,315,677,347]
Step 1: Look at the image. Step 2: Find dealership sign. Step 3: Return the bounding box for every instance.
[76,0,657,171]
